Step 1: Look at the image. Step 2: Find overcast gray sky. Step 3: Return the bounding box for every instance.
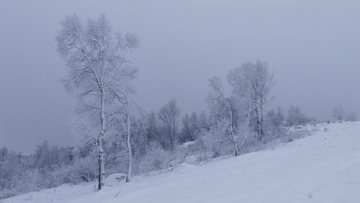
[1,0,359,154]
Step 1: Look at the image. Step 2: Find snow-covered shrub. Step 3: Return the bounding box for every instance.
[259,125,287,145]
[331,104,347,121]
[267,107,285,128]
[237,132,262,154]
[189,129,234,158]
[70,156,97,183]
[36,165,79,188]
[136,142,173,174]
[104,146,129,178]
[184,152,213,165]
[0,169,41,199]
[283,129,311,143]
[346,112,357,122]
[286,105,315,127]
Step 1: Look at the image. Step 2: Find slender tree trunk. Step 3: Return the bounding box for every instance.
[126,113,132,182]
[239,101,252,150]
[172,120,177,149]
[168,125,173,150]
[186,125,193,141]
[255,106,264,141]
[229,106,239,156]
[260,105,264,135]
[98,89,106,190]
[255,107,260,134]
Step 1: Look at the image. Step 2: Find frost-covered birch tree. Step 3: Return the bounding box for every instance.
[227,60,274,141]
[56,14,139,190]
[207,76,240,156]
[108,90,144,182]
[331,104,346,121]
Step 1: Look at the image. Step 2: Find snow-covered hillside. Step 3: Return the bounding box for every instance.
[3,122,360,203]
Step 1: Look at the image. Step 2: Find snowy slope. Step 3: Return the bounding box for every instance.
[4,121,360,203]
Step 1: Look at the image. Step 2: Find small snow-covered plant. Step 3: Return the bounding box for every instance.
[236,131,261,154]
[282,129,311,143]
[137,142,172,174]
[1,169,41,199]
[195,127,234,158]
[346,112,357,122]
[70,156,97,183]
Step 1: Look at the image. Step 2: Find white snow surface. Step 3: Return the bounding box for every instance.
[3,121,360,203]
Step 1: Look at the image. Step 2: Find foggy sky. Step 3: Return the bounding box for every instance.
[1,0,359,155]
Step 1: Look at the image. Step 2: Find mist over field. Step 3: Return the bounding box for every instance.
[0,0,359,154]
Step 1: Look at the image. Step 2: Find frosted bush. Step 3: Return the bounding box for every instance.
[184,131,234,160]
[283,129,311,142]
[136,142,173,174]
[70,156,97,183]
[184,152,213,165]
[0,169,40,199]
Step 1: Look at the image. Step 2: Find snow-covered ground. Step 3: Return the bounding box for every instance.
[3,121,360,203]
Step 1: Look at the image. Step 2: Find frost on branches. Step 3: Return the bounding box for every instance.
[56,14,139,190]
